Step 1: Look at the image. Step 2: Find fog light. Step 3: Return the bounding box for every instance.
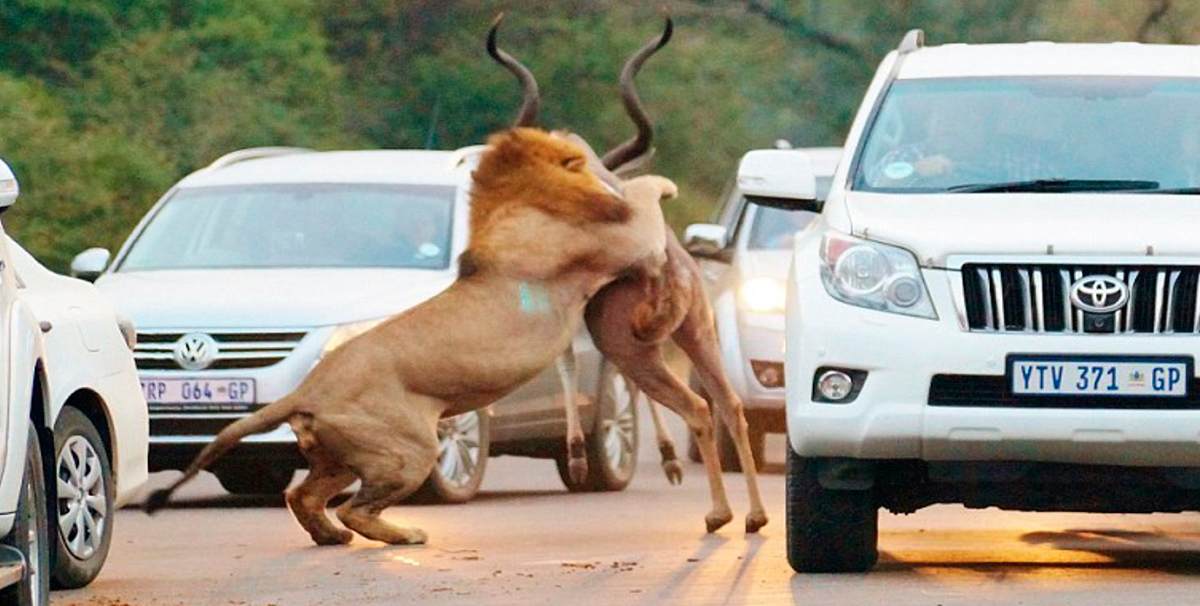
[817,370,853,401]
[751,360,785,388]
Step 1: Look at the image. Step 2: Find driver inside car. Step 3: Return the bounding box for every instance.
[870,105,1052,189]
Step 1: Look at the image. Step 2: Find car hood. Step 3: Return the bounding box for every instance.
[95,268,455,329]
[843,192,1200,265]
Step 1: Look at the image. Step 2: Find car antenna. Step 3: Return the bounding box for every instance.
[423,91,443,150]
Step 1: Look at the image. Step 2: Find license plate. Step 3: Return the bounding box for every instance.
[140,378,256,412]
[1008,356,1191,397]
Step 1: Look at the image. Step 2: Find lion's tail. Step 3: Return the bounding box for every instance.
[143,398,298,514]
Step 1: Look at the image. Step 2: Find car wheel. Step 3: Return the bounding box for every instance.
[0,426,49,606]
[412,410,490,504]
[215,465,295,496]
[557,363,639,492]
[786,450,878,573]
[50,408,113,589]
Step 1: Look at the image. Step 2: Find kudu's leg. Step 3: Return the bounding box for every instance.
[621,351,734,532]
[555,345,589,484]
[645,397,683,485]
[673,310,769,533]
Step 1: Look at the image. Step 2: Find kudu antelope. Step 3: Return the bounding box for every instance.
[490,16,768,534]
[141,69,681,547]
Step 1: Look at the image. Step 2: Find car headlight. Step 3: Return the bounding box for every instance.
[740,277,787,314]
[321,318,388,357]
[819,233,937,319]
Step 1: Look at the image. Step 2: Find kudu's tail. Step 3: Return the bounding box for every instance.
[143,399,297,514]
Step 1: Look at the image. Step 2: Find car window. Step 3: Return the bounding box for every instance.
[852,76,1200,193]
[119,184,457,271]
[746,176,831,250]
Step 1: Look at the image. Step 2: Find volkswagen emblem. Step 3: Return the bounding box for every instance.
[1070,275,1129,314]
[173,333,218,371]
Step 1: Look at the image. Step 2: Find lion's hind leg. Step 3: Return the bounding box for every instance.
[336,476,431,545]
[286,421,358,546]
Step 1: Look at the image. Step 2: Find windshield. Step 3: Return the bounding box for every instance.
[852,76,1200,193]
[747,177,831,250]
[120,184,456,270]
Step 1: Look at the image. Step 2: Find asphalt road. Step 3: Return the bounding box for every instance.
[52,414,1200,606]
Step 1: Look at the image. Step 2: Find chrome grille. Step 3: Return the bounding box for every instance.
[961,264,1200,334]
[135,330,308,370]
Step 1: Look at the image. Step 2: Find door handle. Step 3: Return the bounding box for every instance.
[38,321,52,333]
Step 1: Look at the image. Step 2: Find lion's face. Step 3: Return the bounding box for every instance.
[470,128,624,228]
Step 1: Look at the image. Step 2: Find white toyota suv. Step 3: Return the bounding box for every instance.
[740,32,1200,573]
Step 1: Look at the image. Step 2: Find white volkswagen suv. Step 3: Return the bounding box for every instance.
[73,147,639,503]
[742,32,1200,573]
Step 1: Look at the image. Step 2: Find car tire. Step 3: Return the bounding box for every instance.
[0,426,50,606]
[50,408,113,589]
[786,450,878,573]
[557,363,638,492]
[412,410,490,504]
[215,465,295,496]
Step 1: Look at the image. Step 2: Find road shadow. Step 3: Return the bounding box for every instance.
[862,529,1200,576]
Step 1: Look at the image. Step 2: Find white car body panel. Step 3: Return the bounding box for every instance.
[7,239,149,508]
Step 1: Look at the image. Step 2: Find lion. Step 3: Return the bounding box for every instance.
[143,127,677,546]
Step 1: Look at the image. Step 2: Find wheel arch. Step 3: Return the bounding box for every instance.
[58,390,116,485]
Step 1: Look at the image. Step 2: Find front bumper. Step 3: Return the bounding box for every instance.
[786,254,1200,468]
[142,326,335,469]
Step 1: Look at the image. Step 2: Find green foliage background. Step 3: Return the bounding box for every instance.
[0,0,1196,271]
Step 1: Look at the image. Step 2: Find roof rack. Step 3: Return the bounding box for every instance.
[205,147,313,171]
[898,29,925,54]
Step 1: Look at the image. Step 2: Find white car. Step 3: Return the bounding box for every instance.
[742,32,1200,573]
[682,147,840,470]
[0,160,148,605]
[73,147,640,504]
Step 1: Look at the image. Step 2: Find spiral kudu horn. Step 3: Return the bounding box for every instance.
[487,13,540,127]
[601,16,674,172]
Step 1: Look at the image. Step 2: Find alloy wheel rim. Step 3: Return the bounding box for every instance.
[602,373,638,477]
[436,412,482,489]
[57,436,106,560]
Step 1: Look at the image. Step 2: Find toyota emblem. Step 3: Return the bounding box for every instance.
[173,333,218,371]
[1069,275,1129,314]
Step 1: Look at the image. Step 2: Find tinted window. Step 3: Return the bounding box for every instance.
[120,184,456,270]
[853,77,1200,192]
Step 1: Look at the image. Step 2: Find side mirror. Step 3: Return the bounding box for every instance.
[70,248,111,282]
[737,149,821,212]
[0,159,19,209]
[683,223,730,260]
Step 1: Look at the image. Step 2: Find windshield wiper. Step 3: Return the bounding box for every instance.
[946,179,1159,193]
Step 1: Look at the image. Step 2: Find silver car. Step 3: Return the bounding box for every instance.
[682,147,841,469]
[72,147,640,503]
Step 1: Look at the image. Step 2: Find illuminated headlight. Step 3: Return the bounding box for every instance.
[321,318,388,358]
[819,233,937,319]
[740,277,787,314]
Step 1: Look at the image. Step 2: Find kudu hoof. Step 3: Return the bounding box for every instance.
[745,512,769,534]
[662,460,684,485]
[569,456,589,485]
[705,511,734,534]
